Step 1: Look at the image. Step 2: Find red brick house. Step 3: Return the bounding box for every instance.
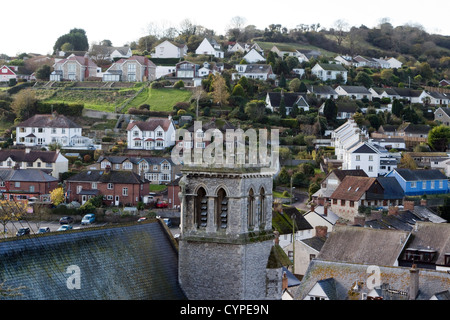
[167,177,181,209]
[65,167,149,206]
[0,168,59,203]
[0,65,17,83]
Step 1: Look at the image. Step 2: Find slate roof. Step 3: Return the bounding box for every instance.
[0,149,60,163]
[0,220,186,300]
[186,119,236,133]
[66,170,147,184]
[398,123,430,134]
[295,259,450,300]
[376,177,404,199]
[16,114,81,129]
[393,168,448,181]
[0,168,58,182]
[338,85,371,94]
[97,155,174,166]
[306,85,337,95]
[316,63,347,72]
[317,225,410,266]
[331,169,368,181]
[267,92,307,108]
[126,118,173,132]
[272,207,313,235]
[300,236,326,252]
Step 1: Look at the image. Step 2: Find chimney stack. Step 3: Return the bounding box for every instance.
[282,272,288,291]
[409,264,420,300]
[404,200,415,212]
[420,199,427,207]
[388,206,399,216]
[354,215,365,226]
[315,226,328,238]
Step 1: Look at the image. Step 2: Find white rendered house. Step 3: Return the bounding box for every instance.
[152,40,188,59]
[195,38,224,58]
[15,113,95,150]
[126,117,176,150]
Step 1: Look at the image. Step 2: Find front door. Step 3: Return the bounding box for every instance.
[82,195,87,205]
[115,195,120,206]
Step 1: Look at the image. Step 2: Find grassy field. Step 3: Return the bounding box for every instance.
[126,87,192,112]
[34,86,192,113]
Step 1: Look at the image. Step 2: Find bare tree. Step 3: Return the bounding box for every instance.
[332,19,349,46]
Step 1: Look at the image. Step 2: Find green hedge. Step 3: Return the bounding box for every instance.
[36,102,84,116]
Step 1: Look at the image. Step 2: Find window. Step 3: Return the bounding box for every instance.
[341,200,345,206]
[51,128,56,134]
[161,174,170,181]
[195,187,208,228]
[133,130,139,137]
[356,155,360,161]
[162,163,170,170]
[431,181,435,189]
[369,155,373,161]
[122,188,128,196]
[157,131,163,137]
[309,254,316,261]
[101,161,111,169]
[107,183,113,190]
[77,186,82,194]
[123,162,133,170]
[14,182,20,188]
[333,199,337,205]
[216,188,228,230]
[107,195,113,200]
[411,182,416,188]
[368,166,373,172]
[92,182,97,189]
[248,188,255,229]
[29,185,35,192]
[350,201,354,207]
[356,165,360,170]
[439,180,444,189]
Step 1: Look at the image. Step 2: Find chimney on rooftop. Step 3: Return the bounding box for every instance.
[323,203,328,216]
[409,264,420,300]
[282,272,288,291]
[420,198,427,206]
[315,226,328,238]
[404,200,415,212]
[388,206,399,216]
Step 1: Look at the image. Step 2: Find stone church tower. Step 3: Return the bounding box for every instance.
[178,165,281,300]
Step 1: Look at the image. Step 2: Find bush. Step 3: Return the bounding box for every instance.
[173,80,185,89]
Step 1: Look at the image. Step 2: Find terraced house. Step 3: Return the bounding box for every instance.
[65,166,149,206]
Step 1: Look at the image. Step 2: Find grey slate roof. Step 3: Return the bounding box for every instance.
[295,259,450,300]
[0,169,57,182]
[0,221,186,300]
[16,114,81,129]
[66,170,146,184]
[393,168,448,181]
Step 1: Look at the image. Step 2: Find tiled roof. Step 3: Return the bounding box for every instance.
[331,169,368,181]
[0,221,186,300]
[16,114,81,129]
[0,168,57,182]
[330,176,378,201]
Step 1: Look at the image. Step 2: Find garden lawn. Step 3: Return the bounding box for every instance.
[126,87,192,112]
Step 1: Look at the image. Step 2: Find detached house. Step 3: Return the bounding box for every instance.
[88,45,132,62]
[65,167,149,206]
[15,113,95,150]
[232,64,275,81]
[102,56,156,82]
[152,40,188,59]
[126,117,176,151]
[335,85,372,100]
[435,107,450,126]
[50,56,98,81]
[195,38,224,58]
[0,65,17,83]
[265,92,309,115]
[311,63,347,83]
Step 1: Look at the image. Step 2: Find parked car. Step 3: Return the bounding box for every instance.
[163,218,172,227]
[156,201,168,208]
[81,214,95,225]
[137,217,147,223]
[38,227,50,234]
[57,225,73,232]
[16,227,30,236]
[59,216,74,225]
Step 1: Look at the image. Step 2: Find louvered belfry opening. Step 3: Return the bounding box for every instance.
[216,188,228,230]
[195,187,208,228]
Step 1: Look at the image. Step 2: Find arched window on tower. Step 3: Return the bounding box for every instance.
[216,188,228,230]
[195,187,208,228]
[259,187,266,227]
[248,188,255,229]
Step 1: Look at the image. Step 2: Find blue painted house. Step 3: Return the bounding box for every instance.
[386,168,449,196]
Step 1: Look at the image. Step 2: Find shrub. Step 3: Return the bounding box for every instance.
[174,80,185,89]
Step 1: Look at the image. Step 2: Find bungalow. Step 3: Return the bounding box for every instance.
[232,64,275,81]
[419,91,449,106]
[335,85,372,100]
[65,167,149,206]
[126,117,176,151]
[195,38,224,58]
[306,85,338,100]
[88,45,132,62]
[152,40,188,59]
[265,92,309,115]
[311,63,347,83]
[353,55,381,68]
[386,168,449,196]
